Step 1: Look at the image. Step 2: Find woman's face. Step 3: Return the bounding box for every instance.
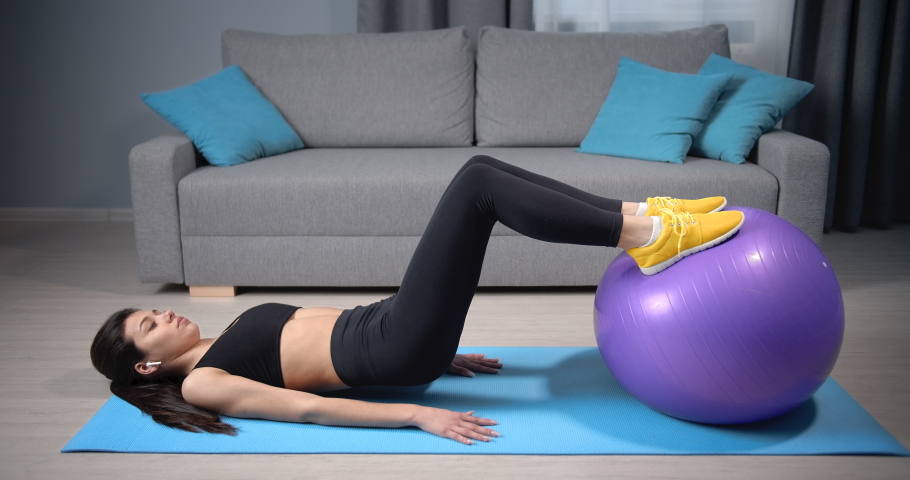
[123,309,200,374]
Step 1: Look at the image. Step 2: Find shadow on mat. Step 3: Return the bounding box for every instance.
[320,348,817,451]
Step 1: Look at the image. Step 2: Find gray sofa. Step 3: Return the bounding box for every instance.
[129,25,829,296]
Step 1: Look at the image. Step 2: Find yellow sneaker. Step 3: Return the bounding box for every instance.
[644,196,727,216]
[627,208,745,275]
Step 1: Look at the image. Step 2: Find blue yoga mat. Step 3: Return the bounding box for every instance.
[63,346,909,455]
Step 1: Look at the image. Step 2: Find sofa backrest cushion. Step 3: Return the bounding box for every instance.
[223,27,474,148]
[475,24,731,147]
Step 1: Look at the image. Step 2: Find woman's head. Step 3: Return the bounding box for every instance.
[90,307,236,435]
[91,308,200,381]
[90,307,142,385]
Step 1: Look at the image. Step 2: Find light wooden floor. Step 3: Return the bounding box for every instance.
[1,219,908,479]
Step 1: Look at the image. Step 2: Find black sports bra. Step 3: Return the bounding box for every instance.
[193,303,300,388]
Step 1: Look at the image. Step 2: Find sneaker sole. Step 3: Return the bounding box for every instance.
[638,213,745,276]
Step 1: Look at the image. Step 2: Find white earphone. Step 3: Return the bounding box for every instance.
[145,361,161,367]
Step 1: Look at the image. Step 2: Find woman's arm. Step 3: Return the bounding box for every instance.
[182,369,322,423]
[307,398,499,444]
[183,369,499,444]
[184,369,416,426]
[306,395,417,428]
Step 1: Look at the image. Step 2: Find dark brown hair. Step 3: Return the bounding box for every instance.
[90,308,236,435]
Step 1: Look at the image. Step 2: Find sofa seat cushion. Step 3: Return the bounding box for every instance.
[178,148,779,237]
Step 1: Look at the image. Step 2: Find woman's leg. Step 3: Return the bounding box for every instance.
[441,155,624,213]
[371,160,626,386]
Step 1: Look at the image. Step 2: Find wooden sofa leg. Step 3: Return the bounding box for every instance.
[189,286,237,297]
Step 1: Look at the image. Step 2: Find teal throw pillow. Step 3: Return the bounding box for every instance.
[140,65,304,167]
[690,54,814,164]
[577,57,732,164]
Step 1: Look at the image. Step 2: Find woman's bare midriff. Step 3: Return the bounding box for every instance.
[279,307,353,393]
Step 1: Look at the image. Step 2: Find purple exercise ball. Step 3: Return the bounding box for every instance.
[594,206,845,424]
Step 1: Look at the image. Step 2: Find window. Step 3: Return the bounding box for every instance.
[533,0,795,75]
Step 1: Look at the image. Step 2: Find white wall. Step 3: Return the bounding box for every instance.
[0,0,357,209]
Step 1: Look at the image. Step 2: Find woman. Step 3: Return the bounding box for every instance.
[91,155,743,445]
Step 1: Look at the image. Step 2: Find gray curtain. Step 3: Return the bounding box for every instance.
[357,0,533,50]
[784,0,909,232]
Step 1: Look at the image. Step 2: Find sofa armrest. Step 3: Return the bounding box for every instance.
[753,129,830,244]
[129,135,199,283]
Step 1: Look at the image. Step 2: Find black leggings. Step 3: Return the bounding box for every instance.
[329,155,625,387]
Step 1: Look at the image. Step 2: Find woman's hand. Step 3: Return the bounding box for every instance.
[413,406,500,445]
[447,353,503,377]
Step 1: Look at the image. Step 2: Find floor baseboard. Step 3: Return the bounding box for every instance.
[0,208,134,222]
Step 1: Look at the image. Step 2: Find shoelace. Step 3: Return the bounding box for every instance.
[649,196,682,211]
[659,207,697,255]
